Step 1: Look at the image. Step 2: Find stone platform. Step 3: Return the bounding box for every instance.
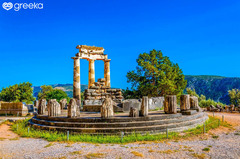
[30,111,208,135]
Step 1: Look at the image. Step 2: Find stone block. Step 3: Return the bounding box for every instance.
[123,99,141,112]
[181,110,197,115]
[148,97,164,110]
[85,89,95,93]
[129,107,139,117]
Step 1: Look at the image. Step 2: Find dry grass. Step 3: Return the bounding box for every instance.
[131,151,144,157]
[0,137,6,141]
[157,150,175,154]
[9,137,19,140]
[148,149,155,153]
[69,150,82,155]
[191,153,206,159]
[85,153,106,158]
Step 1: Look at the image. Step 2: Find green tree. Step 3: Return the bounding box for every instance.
[126,49,187,98]
[46,89,69,102]
[228,89,240,106]
[37,85,69,102]
[0,82,35,104]
[37,85,53,100]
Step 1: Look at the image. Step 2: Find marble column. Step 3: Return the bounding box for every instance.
[104,59,111,87]
[88,59,95,88]
[72,57,81,103]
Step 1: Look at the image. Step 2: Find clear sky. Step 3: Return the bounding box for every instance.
[0,0,240,89]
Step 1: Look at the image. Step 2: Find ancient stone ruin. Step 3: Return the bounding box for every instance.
[101,96,114,118]
[68,99,78,118]
[60,98,67,110]
[30,45,209,135]
[164,95,177,114]
[129,107,139,117]
[0,101,29,116]
[72,45,123,112]
[140,96,149,117]
[38,99,46,115]
[47,99,61,117]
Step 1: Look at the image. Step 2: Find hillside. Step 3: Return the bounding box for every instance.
[33,84,88,99]
[32,75,240,104]
[185,75,240,104]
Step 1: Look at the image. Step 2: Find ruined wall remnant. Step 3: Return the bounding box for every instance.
[47,99,61,117]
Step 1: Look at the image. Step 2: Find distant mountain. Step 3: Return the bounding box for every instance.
[185,75,240,104]
[33,75,240,104]
[33,84,88,99]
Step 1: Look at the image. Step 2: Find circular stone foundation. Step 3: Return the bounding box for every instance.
[30,110,208,135]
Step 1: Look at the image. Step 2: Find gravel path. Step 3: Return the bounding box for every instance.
[0,113,240,159]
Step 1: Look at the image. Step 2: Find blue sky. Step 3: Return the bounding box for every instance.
[0,0,240,89]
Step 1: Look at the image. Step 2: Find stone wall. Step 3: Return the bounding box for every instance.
[0,102,29,116]
[83,78,123,112]
[123,97,164,112]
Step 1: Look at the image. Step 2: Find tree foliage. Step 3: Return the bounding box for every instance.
[228,89,240,106]
[126,49,187,98]
[37,85,69,102]
[0,82,35,104]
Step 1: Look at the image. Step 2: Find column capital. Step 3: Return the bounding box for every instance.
[71,57,80,60]
[104,59,111,62]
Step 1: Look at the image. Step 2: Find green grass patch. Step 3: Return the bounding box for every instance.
[44,143,54,148]
[202,147,210,152]
[10,116,232,144]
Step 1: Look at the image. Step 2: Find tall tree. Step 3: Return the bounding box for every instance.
[228,89,240,106]
[126,49,187,98]
[0,82,35,104]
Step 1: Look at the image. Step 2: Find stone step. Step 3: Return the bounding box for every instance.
[31,112,205,128]
[29,114,208,134]
[36,113,183,123]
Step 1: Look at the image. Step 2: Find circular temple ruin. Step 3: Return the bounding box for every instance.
[30,45,208,135]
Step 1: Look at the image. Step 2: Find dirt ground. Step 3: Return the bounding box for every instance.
[0,112,240,159]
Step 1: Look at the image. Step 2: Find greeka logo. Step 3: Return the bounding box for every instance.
[2,2,13,10]
[2,2,43,11]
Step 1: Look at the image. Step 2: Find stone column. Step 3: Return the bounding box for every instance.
[68,99,78,118]
[72,57,81,103]
[104,59,111,87]
[180,95,190,111]
[164,95,177,114]
[190,96,201,112]
[88,59,95,88]
[140,96,149,117]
